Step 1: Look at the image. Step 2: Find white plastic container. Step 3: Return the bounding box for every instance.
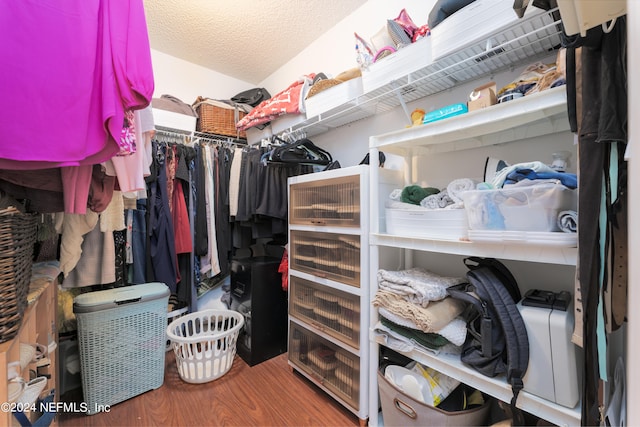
[430,0,553,61]
[166,309,244,384]
[462,184,577,232]
[305,77,364,118]
[152,108,197,132]
[361,37,433,93]
[269,112,307,135]
[385,208,468,241]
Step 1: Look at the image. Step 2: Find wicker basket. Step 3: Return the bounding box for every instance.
[0,206,37,344]
[193,97,247,139]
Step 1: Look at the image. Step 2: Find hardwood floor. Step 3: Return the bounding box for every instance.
[57,351,361,427]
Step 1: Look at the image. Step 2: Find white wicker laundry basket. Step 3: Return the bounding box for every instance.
[166,309,244,383]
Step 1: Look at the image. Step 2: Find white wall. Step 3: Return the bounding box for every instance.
[150,49,252,103]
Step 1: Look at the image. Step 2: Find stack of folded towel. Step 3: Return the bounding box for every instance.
[373,267,469,355]
[391,179,477,210]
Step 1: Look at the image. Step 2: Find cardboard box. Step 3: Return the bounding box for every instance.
[467,82,497,112]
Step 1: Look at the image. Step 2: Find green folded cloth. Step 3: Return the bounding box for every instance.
[400,185,440,205]
[380,316,450,350]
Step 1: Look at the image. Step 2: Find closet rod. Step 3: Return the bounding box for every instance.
[155,126,248,146]
[259,127,309,147]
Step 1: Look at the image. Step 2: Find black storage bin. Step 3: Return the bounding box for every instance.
[230,256,287,366]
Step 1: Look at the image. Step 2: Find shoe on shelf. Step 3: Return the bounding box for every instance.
[19,342,48,369]
[8,377,26,403]
[17,376,48,407]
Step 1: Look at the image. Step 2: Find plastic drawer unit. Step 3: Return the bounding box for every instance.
[289,276,361,349]
[73,282,170,414]
[289,322,361,411]
[289,230,361,287]
[289,173,361,227]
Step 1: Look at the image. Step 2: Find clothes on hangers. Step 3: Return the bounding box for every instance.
[104,105,155,196]
[565,16,628,427]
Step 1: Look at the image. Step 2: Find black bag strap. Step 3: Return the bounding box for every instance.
[464,256,521,302]
[447,284,495,358]
[467,264,529,426]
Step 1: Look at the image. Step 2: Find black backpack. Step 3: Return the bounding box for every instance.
[230,87,271,107]
[447,257,529,426]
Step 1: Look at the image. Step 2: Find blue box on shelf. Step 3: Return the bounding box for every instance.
[423,103,468,124]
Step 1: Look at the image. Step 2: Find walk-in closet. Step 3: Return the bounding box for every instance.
[0,1,635,426]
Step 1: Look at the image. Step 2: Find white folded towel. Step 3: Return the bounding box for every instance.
[447,178,476,205]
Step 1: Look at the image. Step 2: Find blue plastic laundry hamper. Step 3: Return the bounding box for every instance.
[73,282,170,415]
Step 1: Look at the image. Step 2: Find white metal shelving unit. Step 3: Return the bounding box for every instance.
[367,87,581,427]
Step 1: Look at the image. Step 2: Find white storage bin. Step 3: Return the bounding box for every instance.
[152,108,197,132]
[430,0,552,61]
[270,113,307,135]
[245,124,273,145]
[362,37,432,93]
[385,208,468,241]
[462,184,577,232]
[305,77,364,118]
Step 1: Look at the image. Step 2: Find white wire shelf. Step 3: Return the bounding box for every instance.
[280,8,564,139]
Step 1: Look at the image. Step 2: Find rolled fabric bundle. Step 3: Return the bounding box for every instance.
[420,190,453,209]
[401,185,439,205]
[558,210,578,232]
[388,188,403,201]
[447,178,476,204]
[421,194,440,209]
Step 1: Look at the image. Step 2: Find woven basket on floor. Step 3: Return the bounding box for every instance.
[193,97,247,139]
[0,206,37,344]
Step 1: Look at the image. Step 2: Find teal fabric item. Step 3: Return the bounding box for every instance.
[597,170,607,382]
[400,185,439,205]
[597,143,620,382]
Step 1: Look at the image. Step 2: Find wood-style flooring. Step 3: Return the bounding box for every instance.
[57,351,361,427]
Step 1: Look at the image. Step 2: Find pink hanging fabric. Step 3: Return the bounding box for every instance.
[0,0,154,213]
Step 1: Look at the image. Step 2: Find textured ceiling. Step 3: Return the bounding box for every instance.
[143,0,367,85]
